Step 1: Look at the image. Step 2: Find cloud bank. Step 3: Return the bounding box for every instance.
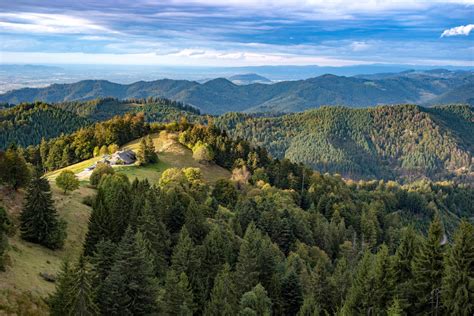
[441,24,474,37]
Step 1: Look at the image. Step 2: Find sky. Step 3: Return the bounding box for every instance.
[0,0,473,67]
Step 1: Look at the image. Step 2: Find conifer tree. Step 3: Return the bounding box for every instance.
[298,296,320,316]
[412,216,445,315]
[441,220,474,315]
[67,255,99,316]
[391,226,419,313]
[372,244,395,313]
[49,261,74,316]
[184,200,209,244]
[83,190,113,255]
[341,251,375,315]
[137,200,170,277]
[99,229,158,315]
[239,283,272,316]
[20,171,66,249]
[90,239,117,289]
[204,264,237,316]
[234,223,261,296]
[171,227,201,283]
[281,270,303,316]
[164,270,196,315]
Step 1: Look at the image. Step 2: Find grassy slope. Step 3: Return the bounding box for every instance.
[0,131,230,313]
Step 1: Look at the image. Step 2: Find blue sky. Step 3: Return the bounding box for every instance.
[0,0,473,67]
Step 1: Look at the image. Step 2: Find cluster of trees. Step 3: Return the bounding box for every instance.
[49,161,473,315]
[25,113,150,171]
[214,104,473,182]
[137,135,159,165]
[0,145,31,190]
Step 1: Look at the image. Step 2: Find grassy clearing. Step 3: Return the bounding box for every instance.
[46,131,230,185]
[0,183,93,304]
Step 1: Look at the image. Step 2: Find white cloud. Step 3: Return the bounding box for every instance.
[0,12,114,34]
[441,24,474,37]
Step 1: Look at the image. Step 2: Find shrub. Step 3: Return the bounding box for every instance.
[55,170,79,194]
[90,163,114,186]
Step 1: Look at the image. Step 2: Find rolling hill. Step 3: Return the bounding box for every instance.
[215,104,473,182]
[1,70,473,114]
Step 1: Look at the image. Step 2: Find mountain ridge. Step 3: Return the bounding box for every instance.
[1,70,473,114]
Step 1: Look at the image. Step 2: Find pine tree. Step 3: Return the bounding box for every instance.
[391,226,419,313]
[99,229,158,315]
[239,283,272,316]
[90,239,117,289]
[281,270,303,316]
[298,296,320,316]
[372,244,395,314]
[342,251,375,315]
[84,175,131,255]
[441,220,474,315]
[83,190,113,255]
[412,216,445,315]
[67,255,99,316]
[204,264,237,316]
[164,270,196,315]
[137,200,170,277]
[184,200,209,244]
[234,223,261,296]
[49,261,74,316]
[171,227,201,283]
[20,171,66,249]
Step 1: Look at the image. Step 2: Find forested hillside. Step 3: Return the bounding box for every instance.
[1,101,472,183]
[215,104,473,182]
[1,118,473,315]
[0,98,201,149]
[1,70,473,114]
[0,102,90,150]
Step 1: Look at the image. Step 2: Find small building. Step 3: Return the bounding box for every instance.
[110,150,136,165]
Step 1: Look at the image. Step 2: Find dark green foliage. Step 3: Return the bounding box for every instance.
[49,261,74,316]
[234,223,263,296]
[204,264,237,316]
[83,174,132,255]
[0,146,30,189]
[0,206,12,271]
[63,256,99,316]
[442,220,474,315]
[216,105,473,182]
[137,135,158,165]
[137,201,171,277]
[0,102,89,149]
[280,270,303,316]
[212,179,238,208]
[163,271,196,315]
[19,171,66,249]
[99,229,158,315]
[238,283,272,316]
[412,216,445,315]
